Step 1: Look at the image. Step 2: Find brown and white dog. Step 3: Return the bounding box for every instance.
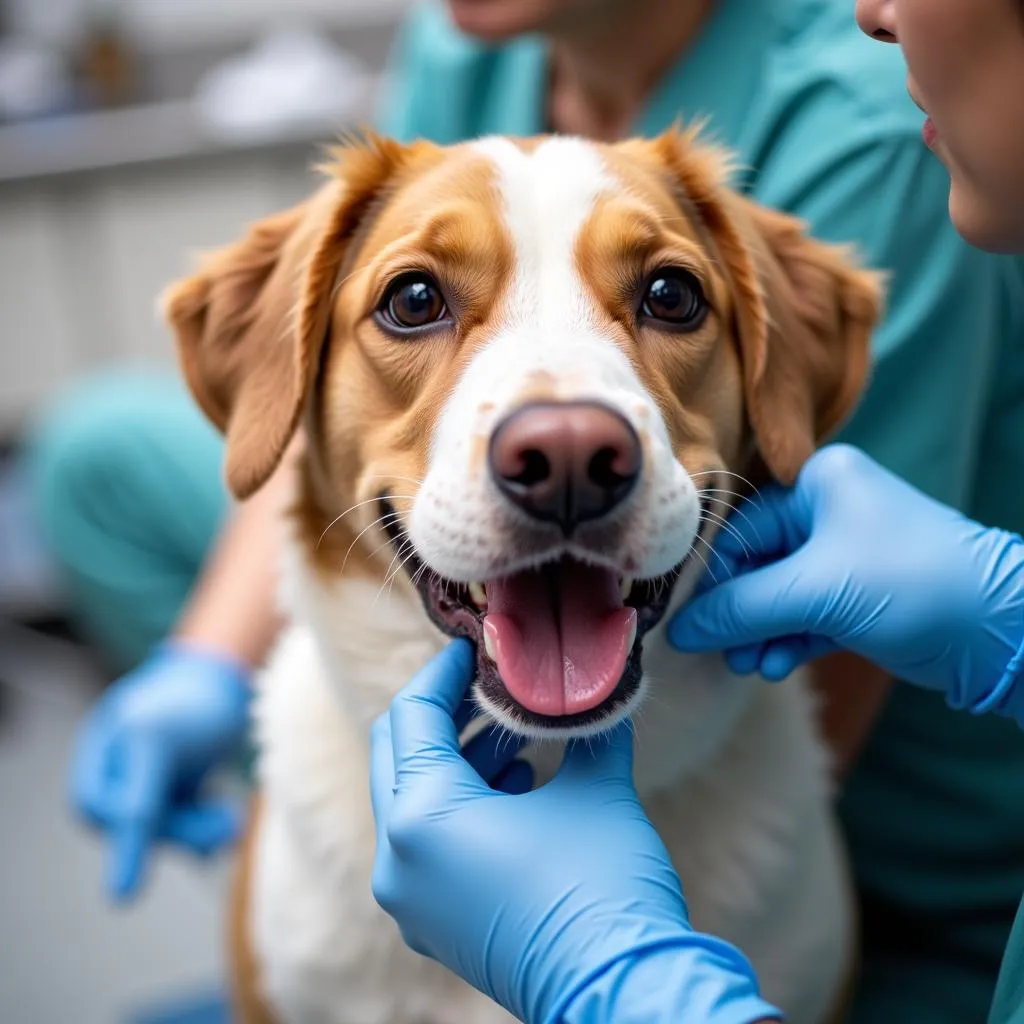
[163,128,882,1024]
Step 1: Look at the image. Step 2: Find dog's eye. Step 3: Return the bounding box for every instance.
[641,269,708,330]
[378,274,448,331]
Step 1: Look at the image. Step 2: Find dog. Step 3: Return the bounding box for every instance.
[163,127,882,1024]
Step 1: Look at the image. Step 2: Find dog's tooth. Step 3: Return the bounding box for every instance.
[483,628,497,662]
[619,576,634,601]
[626,616,638,651]
[469,581,487,609]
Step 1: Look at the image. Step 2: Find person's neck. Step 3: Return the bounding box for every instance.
[547,0,715,141]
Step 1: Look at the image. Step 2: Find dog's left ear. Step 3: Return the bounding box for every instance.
[726,195,885,484]
[161,134,422,499]
[652,128,885,485]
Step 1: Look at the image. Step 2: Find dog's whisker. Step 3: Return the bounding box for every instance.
[375,539,418,606]
[689,536,720,586]
[696,492,740,520]
[378,551,418,606]
[697,490,765,549]
[316,495,419,550]
[697,486,756,506]
[497,726,518,762]
[689,470,764,505]
[337,511,403,575]
[697,485,763,517]
[698,511,754,559]
[361,534,405,572]
[386,540,419,589]
[696,488,765,546]
[362,473,426,488]
[410,561,432,589]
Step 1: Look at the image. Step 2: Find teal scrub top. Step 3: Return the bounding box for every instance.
[376,2,1024,1020]
[993,904,1024,1024]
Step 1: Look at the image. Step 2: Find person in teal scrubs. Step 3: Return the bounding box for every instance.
[366,8,1024,1023]
[44,0,1024,1020]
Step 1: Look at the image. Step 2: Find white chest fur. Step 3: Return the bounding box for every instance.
[248,550,850,1024]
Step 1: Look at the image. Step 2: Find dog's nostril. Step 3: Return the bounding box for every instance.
[510,449,551,488]
[588,447,631,490]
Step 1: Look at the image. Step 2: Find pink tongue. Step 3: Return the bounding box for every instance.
[483,562,637,716]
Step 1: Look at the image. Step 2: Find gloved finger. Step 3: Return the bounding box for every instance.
[107,734,172,901]
[162,802,242,856]
[759,635,837,682]
[724,642,768,676]
[558,720,635,785]
[369,712,397,829]
[492,758,534,795]
[667,553,816,654]
[390,640,483,791]
[461,723,530,786]
[69,708,117,826]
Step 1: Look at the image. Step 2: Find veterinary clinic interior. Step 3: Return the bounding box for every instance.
[2,1,1024,1023]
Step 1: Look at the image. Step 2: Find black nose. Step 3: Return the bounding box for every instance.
[488,401,642,534]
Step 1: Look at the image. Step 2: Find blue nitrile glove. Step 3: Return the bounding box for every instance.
[670,444,1024,721]
[70,641,252,901]
[370,639,780,1024]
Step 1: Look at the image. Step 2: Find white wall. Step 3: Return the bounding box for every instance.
[7,0,414,48]
[0,149,320,433]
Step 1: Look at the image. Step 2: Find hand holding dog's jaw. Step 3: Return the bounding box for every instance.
[164,126,882,744]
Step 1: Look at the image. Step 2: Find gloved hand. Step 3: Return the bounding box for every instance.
[670,444,1024,718]
[370,639,778,1024]
[70,641,252,901]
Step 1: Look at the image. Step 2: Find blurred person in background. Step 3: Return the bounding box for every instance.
[25,1,1024,1021]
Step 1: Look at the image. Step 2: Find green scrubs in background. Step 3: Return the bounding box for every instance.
[25,0,1024,1019]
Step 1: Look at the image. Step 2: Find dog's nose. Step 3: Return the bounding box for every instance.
[489,401,641,534]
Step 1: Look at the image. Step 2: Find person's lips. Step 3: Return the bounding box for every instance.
[907,83,937,150]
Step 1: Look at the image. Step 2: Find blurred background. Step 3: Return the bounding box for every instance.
[0,2,411,1021]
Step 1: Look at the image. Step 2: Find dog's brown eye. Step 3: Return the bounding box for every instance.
[379,274,448,331]
[641,269,708,330]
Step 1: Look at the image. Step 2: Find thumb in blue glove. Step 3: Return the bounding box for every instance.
[70,641,252,901]
[669,444,1024,717]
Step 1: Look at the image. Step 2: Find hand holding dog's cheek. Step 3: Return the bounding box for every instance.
[670,445,1024,717]
[370,650,776,1024]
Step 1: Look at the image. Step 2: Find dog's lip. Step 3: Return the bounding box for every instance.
[375,493,691,620]
[377,494,703,731]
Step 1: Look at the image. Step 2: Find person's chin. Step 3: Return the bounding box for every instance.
[445,0,551,40]
[948,177,1024,254]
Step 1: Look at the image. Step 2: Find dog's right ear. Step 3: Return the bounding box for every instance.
[649,126,883,486]
[162,135,422,499]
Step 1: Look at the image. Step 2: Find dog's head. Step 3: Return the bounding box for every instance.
[164,129,882,739]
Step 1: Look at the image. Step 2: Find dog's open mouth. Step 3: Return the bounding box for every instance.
[380,497,698,732]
